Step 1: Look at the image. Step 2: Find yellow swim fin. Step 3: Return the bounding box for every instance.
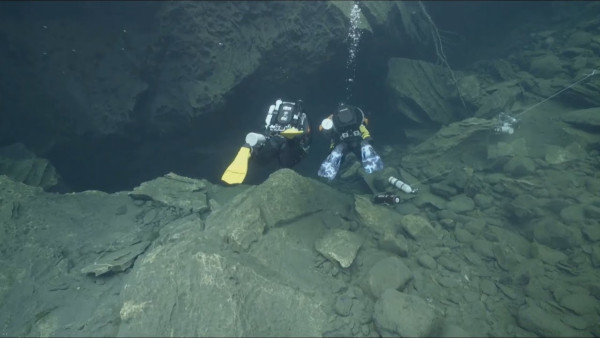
[281,127,304,139]
[221,146,251,184]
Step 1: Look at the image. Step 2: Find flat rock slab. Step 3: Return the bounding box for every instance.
[81,241,151,277]
[315,229,364,268]
[129,172,209,213]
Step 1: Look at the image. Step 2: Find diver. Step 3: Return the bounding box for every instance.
[221,98,312,184]
[318,102,383,181]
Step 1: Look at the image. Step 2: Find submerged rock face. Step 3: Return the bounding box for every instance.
[0,174,168,337]
[113,169,357,336]
[117,229,328,337]
[386,58,466,125]
[0,169,352,337]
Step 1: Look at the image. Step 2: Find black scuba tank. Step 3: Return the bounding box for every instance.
[373,193,400,205]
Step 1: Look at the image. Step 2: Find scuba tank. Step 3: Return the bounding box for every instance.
[373,193,400,205]
[320,118,333,131]
[245,132,267,147]
[389,176,417,194]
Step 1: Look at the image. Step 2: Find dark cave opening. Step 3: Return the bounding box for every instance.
[45,40,356,192]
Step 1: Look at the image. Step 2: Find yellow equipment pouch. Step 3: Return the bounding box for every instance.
[359,124,370,139]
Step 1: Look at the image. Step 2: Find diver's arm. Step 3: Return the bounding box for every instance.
[299,113,312,153]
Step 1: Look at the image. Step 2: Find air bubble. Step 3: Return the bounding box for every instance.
[345,2,362,99]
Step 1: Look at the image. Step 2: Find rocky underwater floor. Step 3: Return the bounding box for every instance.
[1,98,599,337]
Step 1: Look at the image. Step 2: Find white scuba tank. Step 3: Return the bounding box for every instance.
[245,132,266,147]
[389,176,416,194]
[321,118,333,131]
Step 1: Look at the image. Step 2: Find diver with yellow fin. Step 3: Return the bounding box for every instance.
[221,99,311,184]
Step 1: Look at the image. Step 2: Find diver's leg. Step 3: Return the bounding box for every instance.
[360,140,384,173]
[318,143,346,181]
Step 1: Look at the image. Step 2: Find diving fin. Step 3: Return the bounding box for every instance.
[221,146,252,184]
[361,141,384,174]
[318,144,345,181]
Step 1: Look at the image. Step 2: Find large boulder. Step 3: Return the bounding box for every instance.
[205,169,353,252]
